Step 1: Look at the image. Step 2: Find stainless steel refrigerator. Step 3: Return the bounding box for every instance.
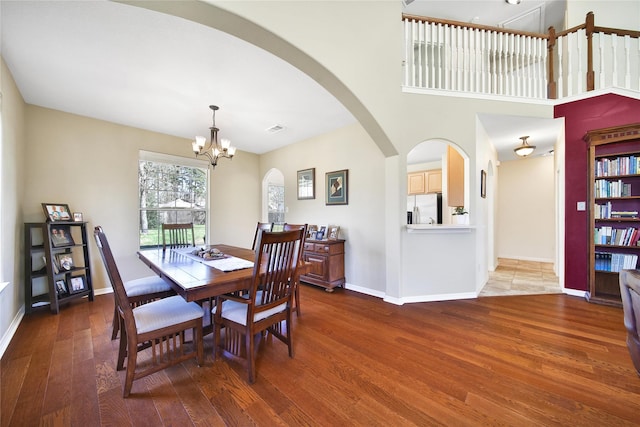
[407,193,442,224]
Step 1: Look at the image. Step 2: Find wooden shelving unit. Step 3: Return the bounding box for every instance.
[586,123,640,307]
[24,221,94,314]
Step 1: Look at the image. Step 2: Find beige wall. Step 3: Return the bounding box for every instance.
[1,58,26,353]
[22,106,260,291]
[497,156,556,262]
[260,123,387,292]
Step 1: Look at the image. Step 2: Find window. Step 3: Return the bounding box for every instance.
[138,151,208,248]
[267,183,285,223]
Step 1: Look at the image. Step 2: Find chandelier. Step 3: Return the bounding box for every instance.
[192,105,236,168]
[514,135,536,157]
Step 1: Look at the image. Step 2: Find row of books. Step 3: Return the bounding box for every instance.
[594,252,638,272]
[594,202,639,219]
[594,179,632,198]
[594,226,640,246]
[595,156,640,177]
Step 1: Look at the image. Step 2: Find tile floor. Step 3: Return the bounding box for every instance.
[479,258,561,297]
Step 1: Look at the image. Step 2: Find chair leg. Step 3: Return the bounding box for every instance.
[294,280,301,316]
[117,318,127,371]
[111,304,119,340]
[286,311,294,358]
[247,328,256,384]
[123,334,138,398]
[195,326,204,366]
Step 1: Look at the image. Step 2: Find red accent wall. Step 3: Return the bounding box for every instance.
[555,94,640,291]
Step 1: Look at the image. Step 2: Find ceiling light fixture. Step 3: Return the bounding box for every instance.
[192,105,236,168]
[506,0,521,4]
[514,135,536,157]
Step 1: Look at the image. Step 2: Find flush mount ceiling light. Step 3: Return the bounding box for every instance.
[506,0,521,4]
[191,105,236,168]
[514,135,536,157]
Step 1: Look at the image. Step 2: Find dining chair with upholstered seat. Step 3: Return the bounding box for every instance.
[213,227,304,383]
[620,269,640,376]
[283,223,308,316]
[94,226,204,397]
[162,222,196,250]
[251,222,273,250]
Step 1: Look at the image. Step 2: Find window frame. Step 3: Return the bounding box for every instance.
[138,150,210,249]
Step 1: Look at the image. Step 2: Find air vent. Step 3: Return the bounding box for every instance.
[266,125,285,133]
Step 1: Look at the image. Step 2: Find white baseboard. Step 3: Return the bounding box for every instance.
[563,288,587,299]
[0,305,25,359]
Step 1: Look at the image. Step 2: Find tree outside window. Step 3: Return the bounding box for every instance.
[139,159,207,248]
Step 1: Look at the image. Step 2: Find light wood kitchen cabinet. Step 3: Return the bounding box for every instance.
[447,146,464,206]
[408,169,442,194]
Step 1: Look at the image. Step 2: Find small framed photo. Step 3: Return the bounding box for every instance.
[50,225,75,247]
[328,225,340,240]
[480,170,487,199]
[55,279,69,297]
[316,225,327,240]
[42,203,72,222]
[73,212,84,222]
[69,276,87,293]
[297,168,315,200]
[310,231,318,240]
[55,253,74,271]
[307,225,318,239]
[326,169,348,205]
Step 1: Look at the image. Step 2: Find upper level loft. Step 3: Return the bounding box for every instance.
[402,12,640,100]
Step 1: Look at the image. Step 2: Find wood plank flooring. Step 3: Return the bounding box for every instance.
[2,285,640,426]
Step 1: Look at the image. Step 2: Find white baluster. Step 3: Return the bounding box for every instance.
[557,35,564,98]
[566,32,573,97]
[612,34,619,87]
[624,35,631,89]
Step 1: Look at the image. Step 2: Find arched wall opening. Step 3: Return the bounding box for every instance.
[407,139,470,225]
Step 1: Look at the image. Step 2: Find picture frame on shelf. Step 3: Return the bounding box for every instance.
[69,276,87,293]
[310,231,318,240]
[50,225,75,247]
[73,212,84,222]
[55,253,74,271]
[297,168,315,200]
[55,279,68,297]
[42,203,72,222]
[326,169,348,205]
[307,225,318,239]
[316,225,327,240]
[328,225,340,240]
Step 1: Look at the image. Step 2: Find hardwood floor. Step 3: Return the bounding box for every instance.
[2,285,639,426]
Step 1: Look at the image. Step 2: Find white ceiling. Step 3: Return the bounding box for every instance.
[1,0,565,161]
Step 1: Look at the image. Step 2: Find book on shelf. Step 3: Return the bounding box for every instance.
[594,252,639,272]
[594,226,640,246]
[595,156,640,177]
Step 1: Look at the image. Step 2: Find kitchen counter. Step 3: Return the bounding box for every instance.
[406,224,474,233]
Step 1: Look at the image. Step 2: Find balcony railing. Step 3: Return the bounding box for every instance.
[402,12,640,100]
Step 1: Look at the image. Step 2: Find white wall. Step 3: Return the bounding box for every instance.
[497,155,556,262]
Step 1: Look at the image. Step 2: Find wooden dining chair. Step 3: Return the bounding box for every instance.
[251,222,273,250]
[283,223,308,316]
[213,228,304,383]
[94,226,204,397]
[162,223,196,250]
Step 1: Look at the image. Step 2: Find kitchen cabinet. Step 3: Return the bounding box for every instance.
[300,239,345,292]
[408,169,442,195]
[447,146,464,207]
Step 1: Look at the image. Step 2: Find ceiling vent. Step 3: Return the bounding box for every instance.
[266,125,285,133]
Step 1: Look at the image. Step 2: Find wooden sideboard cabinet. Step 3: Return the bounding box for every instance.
[300,238,345,292]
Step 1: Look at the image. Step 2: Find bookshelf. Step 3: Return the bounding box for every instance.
[586,123,640,306]
[24,221,94,314]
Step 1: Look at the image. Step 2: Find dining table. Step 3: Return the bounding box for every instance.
[136,244,258,302]
[137,244,311,303]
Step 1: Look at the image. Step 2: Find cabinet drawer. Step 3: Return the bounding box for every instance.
[304,241,316,251]
[313,242,343,254]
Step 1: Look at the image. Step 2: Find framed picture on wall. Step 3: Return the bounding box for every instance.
[326,169,348,205]
[297,168,315,200]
